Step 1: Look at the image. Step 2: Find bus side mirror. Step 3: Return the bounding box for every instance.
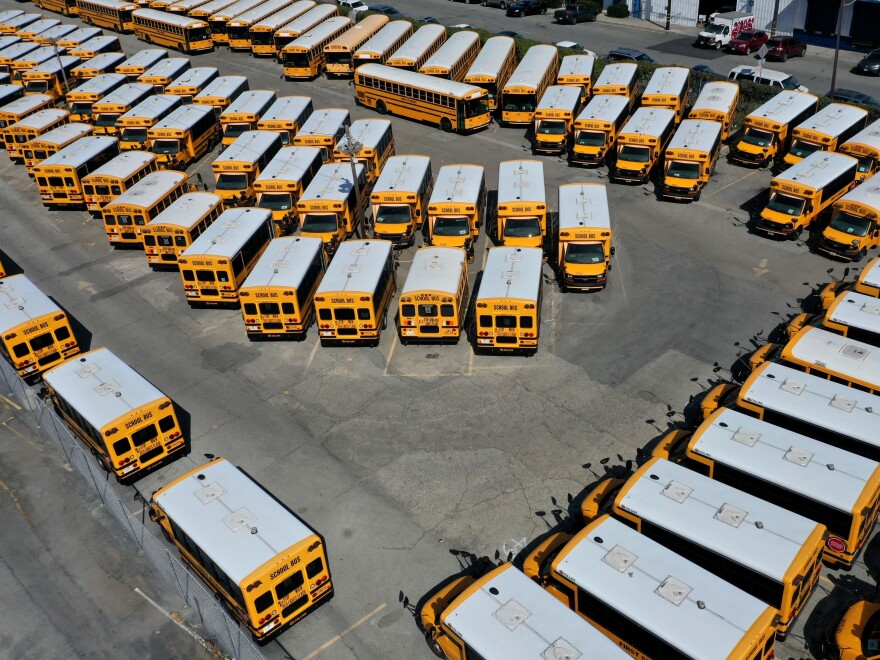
[610,247,616,256]
[416,209,421,217]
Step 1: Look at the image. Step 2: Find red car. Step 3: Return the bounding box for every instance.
[727,29,768,54]
[766,37,807,61]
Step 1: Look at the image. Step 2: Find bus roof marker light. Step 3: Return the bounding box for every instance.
[656,576,691,606]
[714,503,746,528]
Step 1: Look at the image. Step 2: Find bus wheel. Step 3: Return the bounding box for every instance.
[382,312,388,330]
[440,118,453,133]
[426,632,444,658]
[789,226,803,241]
[375,100,387,115]
[855,248,867,263]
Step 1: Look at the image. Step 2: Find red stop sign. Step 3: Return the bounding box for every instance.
[827,537,846,553]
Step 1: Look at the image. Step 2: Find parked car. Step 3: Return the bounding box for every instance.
[555,41,597,57]
[607,47,656,63]
[450,23,476,29]
[728,65,808,92]
[420,16,439,23]
[482,0,509,7]
[338,0,368,15]
[765,36,807,61]
[855,49,880,76]
[506,0,546,17]
[726,29,768,54]
[827,88,880,109]
[497,30,524,38]
[450,0,481,4]
[368,4,402,17]
[554,3,598,24]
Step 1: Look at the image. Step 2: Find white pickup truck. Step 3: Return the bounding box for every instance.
[695,12,755,49]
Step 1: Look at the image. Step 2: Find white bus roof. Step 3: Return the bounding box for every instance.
[0,42,39,61]
[843,118,880,152]
[68,72,125,95]
[464,36,516,80]
[839,180,880,212]
[372,154,430,195]
[335,118,390,152]
[38,134,115,167]
[0,93,52,115]
[400,247,465,296]
[575,93,632,124]
[73,52,125,73]
[214,130,280,165]
[138,57,190,80]
[326,14,388,50]
[0,36,20,51]
[228,0,292,25]
[746,90,818,126]
[208,0,265,21]
[285,16,350,51]
[316,239,392,295]
[828,291,880,337]
[297,107,348,137]
[429,164,484,207]
[116,49,166,71]
[861,258,880,290]
[419,30,478,73]
[13,45,60,65]
[256,145,321,184]
[691,81,739,113]
[0,83,19,104]
[695,408,879,514]
[502,44,557,92]
[20,18,60,35]
[195,74,247,100]
[35,24,78,41]
[786,326,880,387]
[168,0,214,10]
[772,151,858,189]
[354,20,411,59]
[556,516,773,658]
[620,107,675,138]
[0,10,23,22]
[120,93,181,121]
[300,161,364,203]
[242,236,324,290]
[557,183,610,232]
[621,458,823,582]
[442,564,629,660]
[182,207,272,259]
[259,95,311,123]
[356,63,485,100]
[71,36,121,54]
[187,0,237,14]
[796,102,869,137]
[593,62,637,89]
[25,56,80,76]
[276,4,336,36]
[152,458,316,586]
[43,347,166,431]
[221,89,275,117]
[250,0,315,31]
[497,159,545,205]
[95,83,153,108]
[557,54,594,79]
[8,108,68,131]
[85,150,155,180]
[388,24,446,64]
[740,361,880,448]
[27,122,91,146]
[151,103,213,131]
[56,27,102,44]
[148,192,221,229]
[0,274,62,334]
[536,85,582,113]
[168,66,218,89]
[667,119,722,153]
[105,170,185,209]
[477,247,542,302]
[642,66,689,96]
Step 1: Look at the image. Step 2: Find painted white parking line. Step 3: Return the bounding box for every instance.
[302,603,387,660]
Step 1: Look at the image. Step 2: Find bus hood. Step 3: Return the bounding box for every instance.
[563,261,605,277]
[760,207,800,228]
[822,224,866,249]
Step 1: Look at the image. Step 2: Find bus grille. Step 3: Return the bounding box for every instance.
[496,336,517,344]
[263,322,283,330]
[139,445,165,464]
[419,325,440,334]
[200,288,218,296]
[281,595,309,619]
[337,328,357,336]
[38,351,61,367]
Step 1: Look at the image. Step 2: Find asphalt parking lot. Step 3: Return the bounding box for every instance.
[1,1,878,658]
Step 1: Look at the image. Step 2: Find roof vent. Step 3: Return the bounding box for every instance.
[602,544,637,572]
[780,378,806,395]
[661,480,692,504]
[94,379,120,396]
[714,503,746,527]
[784,446,813,467]
[541,638,581,660]
[840,343,869,361]
[656,576,692,606]
[830,394,857,412]
[223,507,255,532]
[732,427,760,446]
[195,481,225,504]
[493,598,531,631]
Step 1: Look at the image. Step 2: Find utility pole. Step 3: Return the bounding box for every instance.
[47,38,70,97]
[665,0,672,30]
[829,0,845,97]
[340,125,365,239]
[770,0,781,37]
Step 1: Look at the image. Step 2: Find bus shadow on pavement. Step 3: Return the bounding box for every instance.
[648,37,729,60]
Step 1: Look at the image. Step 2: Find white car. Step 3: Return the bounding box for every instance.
[338,0,368,14]
[449,23,476,29]
[555,41,598,57]
[728,64,809,92]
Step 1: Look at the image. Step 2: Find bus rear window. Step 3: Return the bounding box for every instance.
[334,308,355,321]
[30,333,54,350]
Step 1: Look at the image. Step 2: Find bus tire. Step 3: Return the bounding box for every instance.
[375,100,387,115]
[440,118,453,133]
[382,312,388,330]
[855,248,867,263]
[789,226,803,241]
[426,632,444,658]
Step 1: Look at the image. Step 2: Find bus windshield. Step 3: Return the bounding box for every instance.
[575,130,605,147]
[767,192,806,216]
[326,52,352,66]
[537,120,566,135]
[742,127,773,147]
[666,160,701,179]
[216,173,248,190]
[189,26,210,41]
[152,139,180,154]
[464,97,488,118]
[434,216,469,236]
[121,127,148,143]
[789,139,821,159]
[828,212,871,237]
[857,155,875,174]
[71,102,93,115]
[619,145,650,162]
[375,205,410,225]
[284,52,311,68]
[223,123,249,140]
[25,80,49,93]
[258,192,292,210]
[565,242,605,264]
[302,213,338,233]
[503,94,535,113]
[503,217,541,238]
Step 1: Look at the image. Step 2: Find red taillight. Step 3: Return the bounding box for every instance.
[363,324,373,329]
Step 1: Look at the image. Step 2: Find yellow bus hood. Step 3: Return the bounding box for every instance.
[373,221,411,235]
[782,152,804,167]
[760,208,798,227]
[823,224,865,247]
[564,261,605,277]
[504,236,542,248]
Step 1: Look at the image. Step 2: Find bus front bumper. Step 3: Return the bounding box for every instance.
[534,138,566,155]
[561,270,607,291]
[610,165,649,184]
[815,234,864,261]
[569,149,605,166]
[659,181,701,201]
[373,228,414,248]
[730,145,773,165]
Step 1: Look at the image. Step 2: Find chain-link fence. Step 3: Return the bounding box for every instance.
[0,358,266,660]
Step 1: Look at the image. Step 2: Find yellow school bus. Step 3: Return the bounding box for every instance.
[756,151,858,240]
[555,182,613,292]
[840,117,880,184]
[609,107,676,184]
[256,94,312,145]
[418,29,479,82]
[137,55,190,93]
[0,82,23,108]
[640,65,690,123]
[659,118,723,202]
[219,89,276,146]
[0,92,56,130]
[76,0,139,33]
[398,246,468,344]
[556,53,594,97]
[425,163,484,259]
[816,180,880,262]
[193,74,248,117]
[45,347,187,483]
[835,600,880,660]
[35,0,80,17]
[1,107,67,159]
[331,117,393,185]
[783,102,869,168]
[731,91,818,168]
[473,246,543,353]
[212,130,282,205]
[371,154,433,247]
[81,149,158,211]
[314,238,396,346]
[0,42,41,76]
[855,257,880,299]
[66,72,126,122]
[142,192,223,267]
[352,19,411,68]
[115,48,166,80]
[323,14,387,78]
[591,62,638,108]
[297,161,369,255]
[787,289,880,347]
[226,0,297,51]
[132,9,213,53]
[91,82,154,134]
[30,24,79,46]
[102,170,190,245]
[239,236,326,339]
[0,274,80,382]
[253,145,322,234]
[14,19,59,43]
[117,93,181,150]
[56,27,102,51]
[532,84,585,155]
[164,66,218,104]
[9,45,67,84]
[148,103,218,169]
[496,159,546,248]
[21,56,78,100]
[461,35,514,113]
[271,3,336,56]
[22,122,93,174]
[572,83,633,164]
[687,80,739,141]
[247,0,315,57]
[69,36,122,61]
[178,207,274,307]
[500,44,558,126]
[0,14,39,36]
[280,16,351,80]
[291,107,348,161]
[207,0,266,46]
[33,136,118,207]
[149,457,332,641]
[386,24,446,72]
[70,52,127,83]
